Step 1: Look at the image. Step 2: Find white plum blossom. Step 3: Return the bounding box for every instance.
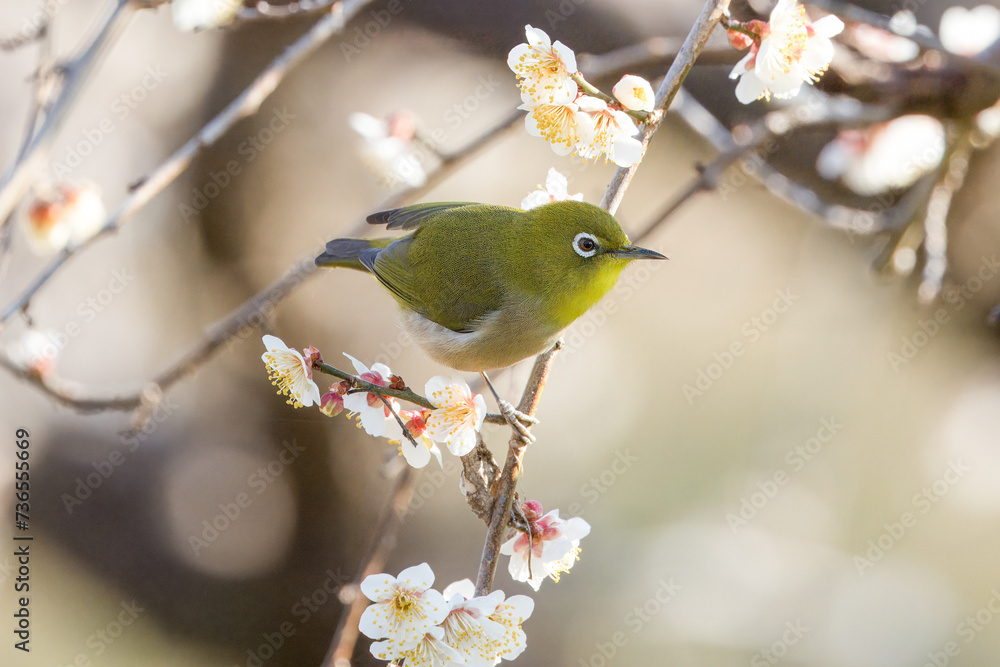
[612,74,655,112]
[171,0,241,32]
[23,183,105,255]
[395,409,444,469]
[439,579,506,666]
[349,111,427,189]
[342,353,400,437]
[6,329,57,376]
[484,592,535,661]
[849,23,919,63]
[500,503,591,591]
[507,25,578,104]
[424,375,487,456]
[730,0,844,104]
[816,114,945,195]
[359,563,449,660]
[391,626,468,667]
[518,97,590,157]
[261,335,321,408]
[940,5,1000,57]
[575,96,643,167]
[520,168,583,210]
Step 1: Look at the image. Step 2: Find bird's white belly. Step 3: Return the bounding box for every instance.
[397,308,560,372]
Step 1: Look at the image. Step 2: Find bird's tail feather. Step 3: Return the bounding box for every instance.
[315,238,392,269]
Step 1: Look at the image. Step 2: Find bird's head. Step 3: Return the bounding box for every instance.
[517,200,666,329]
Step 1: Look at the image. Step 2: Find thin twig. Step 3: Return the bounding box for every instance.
[314,361,510,426]
[0,0,133,229]
[918,128,974,303]
[635,90,897,242]
[237,0,339,23]
[600,0,732,215]
[0,23,56,282]
[578,37,737,80]
[0,0,376,328]
[322,465,416,667]
[474,340,561,596]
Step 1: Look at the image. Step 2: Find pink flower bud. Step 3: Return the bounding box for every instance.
[522,500,544,522]
[320,391,344,417]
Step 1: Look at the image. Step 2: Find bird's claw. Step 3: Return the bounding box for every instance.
[498,399,537,444]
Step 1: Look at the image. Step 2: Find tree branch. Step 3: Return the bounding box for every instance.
[600,0,732,215]
[0,0,377,328]
[0,0,133,230]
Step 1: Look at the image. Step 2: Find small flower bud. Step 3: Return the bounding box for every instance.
[612,74,655,113]
[727,27,754,50]
[320,391,345,417]
[522,500,544,522]
[389,374,406,390]
[302,346,323,366]
[23,182,105,255]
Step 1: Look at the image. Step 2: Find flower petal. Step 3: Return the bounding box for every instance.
[343,352,369,375]
[401,438,432,468]
[397,562,436,590]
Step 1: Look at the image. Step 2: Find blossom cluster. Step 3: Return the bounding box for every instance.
[500,501,591,591]
[260,336,486,469]
[358,563,534,665]
[508,25,653,167]
[726,0,844,104]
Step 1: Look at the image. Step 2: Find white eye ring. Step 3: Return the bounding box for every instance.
[573,232,599,258]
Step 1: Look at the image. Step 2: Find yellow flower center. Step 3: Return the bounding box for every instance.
[263,350,309,408]
[774,4,809,73]
[531,104,579,149]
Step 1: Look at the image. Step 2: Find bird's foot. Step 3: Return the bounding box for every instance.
[497,399,538,444]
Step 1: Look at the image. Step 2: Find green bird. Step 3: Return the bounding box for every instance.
[315,200,665,436]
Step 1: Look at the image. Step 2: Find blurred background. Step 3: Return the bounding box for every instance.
[2,0,1000,665]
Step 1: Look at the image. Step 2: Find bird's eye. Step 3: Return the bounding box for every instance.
[573,232,599,258]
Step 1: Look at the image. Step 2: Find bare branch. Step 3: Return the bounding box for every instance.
[0,0,134,229]
[0,0,377,328]
[600,0,733,214]
[474,340,561,596]
[919,128,974,303]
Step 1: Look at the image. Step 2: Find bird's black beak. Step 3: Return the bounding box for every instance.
[611,244,667,260]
